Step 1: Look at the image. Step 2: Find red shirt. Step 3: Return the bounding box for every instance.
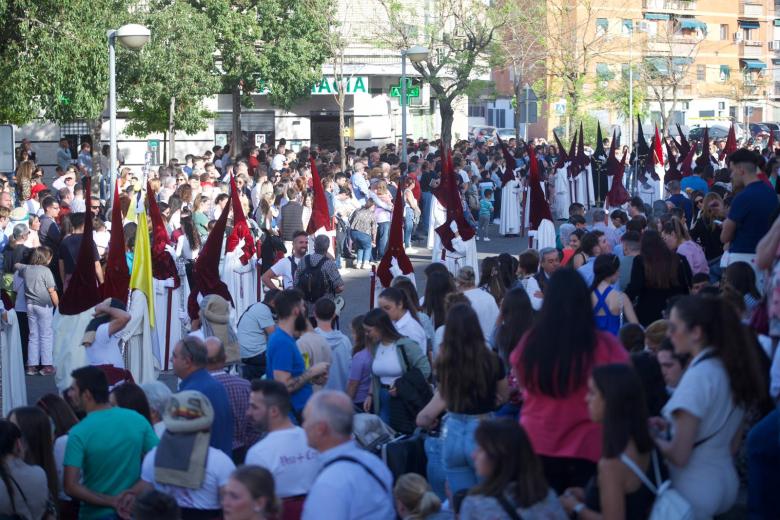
[510,330,629,462]
[248,155,260,177]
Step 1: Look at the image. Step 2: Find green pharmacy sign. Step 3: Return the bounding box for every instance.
[390,78,420,102]
[254,76,368,95]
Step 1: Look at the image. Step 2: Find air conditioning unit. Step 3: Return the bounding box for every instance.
[734,32,743,42]
[770,40,780,50]
[718,101,726,109]
[682,101,690,110]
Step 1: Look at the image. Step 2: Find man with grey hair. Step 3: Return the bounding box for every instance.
[301,391,393,520]
[140,381,173,438]
[534,247,560,294]
[589,207,618,250]
[294,234,344,324]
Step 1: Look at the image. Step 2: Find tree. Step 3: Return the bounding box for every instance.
[497,0,546,141]
[591,69,648,123]
[636,21,704,136]
[0,0,132,168]
[377,0,506,149]
[118,1,220,162]
[193,0,331,158]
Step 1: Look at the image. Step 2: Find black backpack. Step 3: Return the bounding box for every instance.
[298,255,330,302]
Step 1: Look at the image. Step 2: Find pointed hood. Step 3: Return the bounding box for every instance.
[566,127,578,177]
[187,191,233,321]
[496,134,517,187]
[147,183,179,287]
[654,125,664,166]
[376,184,414,287]
[720,124,737,161]
[645,129,660,181]
[553,131,568,168]
[606,148,630,208]
[570,123,586,178]
[665,138,682,182]
[306,157,333,235]
[226,174,257,264]
[527,144,553,230]
[768,129,775,152]
[680,142,696,178]
[695,126,711,169]
[594,122,606,159]
[676,123,691,158]
[60,177,101,315]
[605,130,619,174]
[636,116,650,157]
[101,182,130,303]
[434,149,475,252]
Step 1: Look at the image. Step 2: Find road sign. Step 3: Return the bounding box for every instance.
[255,134,266,145]
[390,78,421,102]
[148,139,159,149]
[553,98,567,116]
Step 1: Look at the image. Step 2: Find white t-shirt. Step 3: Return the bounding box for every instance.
[463,288,500,342]
[141,446,235,510]
[393,312,427,354]
[244,427,320,498]
[271,153,286,171]
[53,435,69,501]
[86,323,124,368]
[372,343,402,386]
[270,255,301,289]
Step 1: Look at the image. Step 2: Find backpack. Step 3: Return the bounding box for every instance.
[620,450,694,520]
[298,255,329,302]
[466,190,480,211]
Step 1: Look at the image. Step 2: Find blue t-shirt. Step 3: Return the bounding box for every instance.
[681,175,709,194]
[179,369,234,456]
[668,193,693,225]
[728,180,779,254]
[266,328,312,412]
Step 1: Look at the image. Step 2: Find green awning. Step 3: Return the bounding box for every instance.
[623,19,633,30]
[774,19,780,26]
[597,18,608,29]
[644,13,670,20]
[739,20,760,29]
[741,59,767,70]
[679,19,707,31]
[673,57,693,65]
[720,65,730,79]
[645,57,668,75]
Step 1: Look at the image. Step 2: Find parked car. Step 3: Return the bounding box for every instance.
[749,123,771,140]
[469,125,497,142]
[496,128,518,140]
[760,122,779,141]
[689,125,730,141]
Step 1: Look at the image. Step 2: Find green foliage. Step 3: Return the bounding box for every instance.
[590,74,648,123]
[0,0,131,125]
[119,1,219,136]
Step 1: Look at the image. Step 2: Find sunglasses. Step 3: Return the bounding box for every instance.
[91,205,101,210]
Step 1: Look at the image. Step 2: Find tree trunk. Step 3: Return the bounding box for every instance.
[231,83,243,159]
[439,99,454,151]
[338,87,346,172]
[168,96,176,166]
[513,78,522,141]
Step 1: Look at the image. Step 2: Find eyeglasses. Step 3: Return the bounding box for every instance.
[90,205,101,210]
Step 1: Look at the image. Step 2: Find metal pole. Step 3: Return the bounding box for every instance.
[401,51,408,165]
[108,29,117,206]
[628,23,634,194]
[524,84,530,142]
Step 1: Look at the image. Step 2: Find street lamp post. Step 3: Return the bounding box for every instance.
[523,83,531,142]
[400,45,429,165]
[108,24,150,203]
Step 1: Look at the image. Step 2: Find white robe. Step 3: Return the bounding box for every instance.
[222,247,258,322]
[118,290,159,384]
[372,258,417,308]
[53,308,96,391]
[499,178,522,236]
[428,197,446,261]
[153,276,186,372]
[553,167,570,220]
[1,310,26,415]
[572,165,595,209]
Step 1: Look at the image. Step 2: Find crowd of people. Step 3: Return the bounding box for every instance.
[0,130,778,520]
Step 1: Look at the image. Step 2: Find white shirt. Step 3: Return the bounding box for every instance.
[271,153,286,171]
[270,255,302,289]
[53,435,69,501]
[86,323,124,368]
[393,312,427,354]
[141,446,235,510]
[372,343,402,386]
[245,426,320,498]
[463,288,500,342]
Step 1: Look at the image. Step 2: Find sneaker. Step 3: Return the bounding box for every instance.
[39,366,56,376]
[484,237,491,242]
[476,236,481,241]
[25,367,37,376]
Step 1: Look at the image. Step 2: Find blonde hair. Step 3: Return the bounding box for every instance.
[644,319,669,350]
[393,474,442,519]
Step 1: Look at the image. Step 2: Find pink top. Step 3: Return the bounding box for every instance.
[510,331,629,463]
[677,240,709,275]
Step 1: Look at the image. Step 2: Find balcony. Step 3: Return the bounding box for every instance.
[643,0,697,10]
[774,81,780,97]
[770,40,780,52]
[736,39,764,57]
[740,2,764,18]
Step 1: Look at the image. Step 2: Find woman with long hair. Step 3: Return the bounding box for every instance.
[571,231,602,270]
[363,308,430,432]
[346,315,372,411]
[378,287,427,356]
[109,383,153,425]
[560,364,661,520]
[422,271,455,331]
[222,466,280,520]
[496,253,518,290]
[591,254,638,335]
[690,192,726,265]
[625,230,692,326]
[563,228,587,266]
[721,261,761,319]
[417,304,509,495]
[392,277,435,351]
[491,287,534,365]
[176,207,202,261]
[661,217,709,276]
[8,406,58,512]
[459,419,566,519]
[510,269,629,493]
[0,419,48,519]
[36,393,80,518]
[655,295,767,518]
[478,256,506,305]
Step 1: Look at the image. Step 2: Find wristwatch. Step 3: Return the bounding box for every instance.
[572,502,585,518]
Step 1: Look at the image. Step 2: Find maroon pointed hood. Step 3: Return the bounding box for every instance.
[101,182,130,303]
[527,145,552,230]
[376,184,414,287]
[553,131,568,168]
[497,134,517,187]
[606,149,630,208]
[148,183,180,287]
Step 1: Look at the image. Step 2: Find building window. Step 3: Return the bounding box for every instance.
[621,63,631,79]
[699,110,715,118]
[720,65,730,81]
[596,18,608,36]
[696,65,705,81]
[596,63,614,80]
[468,103,486,118]
[487,108,506,128]
[720,24,729,40]
[742,27,754,41]
[622,19,632,36]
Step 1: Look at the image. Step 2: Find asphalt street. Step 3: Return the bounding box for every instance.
[23,223,529,404]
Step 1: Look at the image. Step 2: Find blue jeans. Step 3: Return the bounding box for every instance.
[425,434,447,500]
[404,209,415,248]
[378,386,391,425]
[351,229,372,265]
[747,408,780,519]
[442,413,485,495]
[420,191,432,233]
[375,221,390,260]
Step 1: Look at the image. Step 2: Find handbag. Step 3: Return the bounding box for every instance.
[620,451,694,520]
[0,475,30,520]
[389,340,433,434]
[381,429,428,480]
